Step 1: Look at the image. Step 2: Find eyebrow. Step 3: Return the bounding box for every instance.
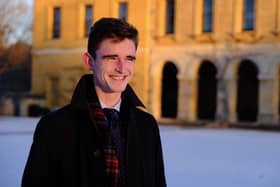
[101,54,118,59]
[101,54,136,60]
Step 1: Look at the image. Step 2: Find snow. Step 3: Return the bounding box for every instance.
[161,126,280,187]
[0,117,280,187]
[0,117,39,187]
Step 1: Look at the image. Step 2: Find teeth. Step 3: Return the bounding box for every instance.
[111,76,125,80]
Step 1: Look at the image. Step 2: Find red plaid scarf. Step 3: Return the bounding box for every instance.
[89,103,121,187]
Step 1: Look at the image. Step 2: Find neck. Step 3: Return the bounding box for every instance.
[95,87,121,108]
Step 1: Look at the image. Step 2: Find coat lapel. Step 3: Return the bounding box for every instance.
[70,74,147,186]
[78,110,106,187]
[125,108,143,187]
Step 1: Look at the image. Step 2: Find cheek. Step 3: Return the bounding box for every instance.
[93,63,105,74]
[128,63,135,74]
[101,62,115,72]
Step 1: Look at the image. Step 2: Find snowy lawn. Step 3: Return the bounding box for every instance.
[0,117,280,187]
[161,126,280,187]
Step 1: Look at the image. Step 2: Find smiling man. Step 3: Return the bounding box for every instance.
[22,18,166,187]
[84,37,136,107]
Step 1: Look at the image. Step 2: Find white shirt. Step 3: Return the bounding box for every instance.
[99,99,121,112]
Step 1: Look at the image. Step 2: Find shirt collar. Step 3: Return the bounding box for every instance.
[99,99,121,112]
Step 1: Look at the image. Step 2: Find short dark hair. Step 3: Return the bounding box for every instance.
[87,17,138,59]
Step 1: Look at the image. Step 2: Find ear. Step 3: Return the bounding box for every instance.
[83,52,94,70]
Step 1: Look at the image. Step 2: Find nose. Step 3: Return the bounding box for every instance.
[115,58,124,73]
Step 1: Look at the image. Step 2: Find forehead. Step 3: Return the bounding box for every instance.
[96,38,136,54]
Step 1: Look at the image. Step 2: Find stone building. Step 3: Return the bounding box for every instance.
[32,0,280,125]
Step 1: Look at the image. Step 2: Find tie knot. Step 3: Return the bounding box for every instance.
[103,108,119,122]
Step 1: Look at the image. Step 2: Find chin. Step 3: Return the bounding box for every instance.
[109,85,127,93]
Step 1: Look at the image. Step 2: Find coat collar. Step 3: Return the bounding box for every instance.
[73,74,145,186]
[71,74,145,110]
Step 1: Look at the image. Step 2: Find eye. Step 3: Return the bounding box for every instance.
[108,56,118,60]
[108,57,118,63]
[126,56,136,62]
[102,55,118,62]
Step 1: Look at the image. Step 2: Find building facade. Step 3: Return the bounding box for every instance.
[32,0,280,125]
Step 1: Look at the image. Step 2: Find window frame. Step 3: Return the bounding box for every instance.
[52,7,61,39]
[243,0,255,31]
[85,4,93,37]
[119,2,128,21]
[202,0,213,33]
[166,0,175,34]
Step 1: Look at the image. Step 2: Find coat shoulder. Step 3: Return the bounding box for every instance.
[133,106,160,134]
[134,106,156,123]
[33,104,79,143]
[38,104,76,127]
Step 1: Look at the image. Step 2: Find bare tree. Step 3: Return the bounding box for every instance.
[0,0,32,47]
[0,0,32,73]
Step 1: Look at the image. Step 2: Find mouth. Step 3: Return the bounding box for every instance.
[109,75,127,80]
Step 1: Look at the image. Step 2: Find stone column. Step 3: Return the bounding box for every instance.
[258,78,275,124]
[228,79,237,123]
[177,77,188,121]
[273,73,280,123]
[216,79,229,122]
[182,78,198,122]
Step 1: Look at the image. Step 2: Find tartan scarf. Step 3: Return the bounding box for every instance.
[88,102,122,187]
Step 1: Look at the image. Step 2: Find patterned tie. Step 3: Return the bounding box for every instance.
[103,108,125,179]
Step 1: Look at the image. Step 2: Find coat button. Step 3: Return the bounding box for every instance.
[93,149,101,158]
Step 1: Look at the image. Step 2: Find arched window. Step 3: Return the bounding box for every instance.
[197,61,217,120]
[278,67,280,119]
[161,62,178,118]
[237,60,259,122]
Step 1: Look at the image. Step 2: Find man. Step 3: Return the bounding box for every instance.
[22,18,166,187]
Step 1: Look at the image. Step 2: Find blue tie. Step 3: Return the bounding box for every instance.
[103,108,125,177]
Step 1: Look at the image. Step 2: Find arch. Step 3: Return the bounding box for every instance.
[183,58,202,80]
[161,61,178,118]
[197,60,217,120]
[237,59,259,122]
[276,66,280,122]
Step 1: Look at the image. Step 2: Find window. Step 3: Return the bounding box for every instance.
[202,0,213,33]
[166,0,175,34]
[53,7,61,39]
[85,5,93,37]
[243,0,255,31]
[119,2,128,21]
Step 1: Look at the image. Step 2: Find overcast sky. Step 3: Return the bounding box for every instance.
[25,0,32,5]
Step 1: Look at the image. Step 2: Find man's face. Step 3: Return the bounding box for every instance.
[90,38,136,95]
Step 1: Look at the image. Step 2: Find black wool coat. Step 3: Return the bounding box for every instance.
[22,74,166,187]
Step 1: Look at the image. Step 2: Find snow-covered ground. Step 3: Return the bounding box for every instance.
[0,117,280,187]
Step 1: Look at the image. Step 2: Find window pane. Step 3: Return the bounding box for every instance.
[203,0,213,33]
[53,7,61,39]
[119,2,128,21]
[166,0,175,34]
[243,0,255,30]
[85,5,93,37]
